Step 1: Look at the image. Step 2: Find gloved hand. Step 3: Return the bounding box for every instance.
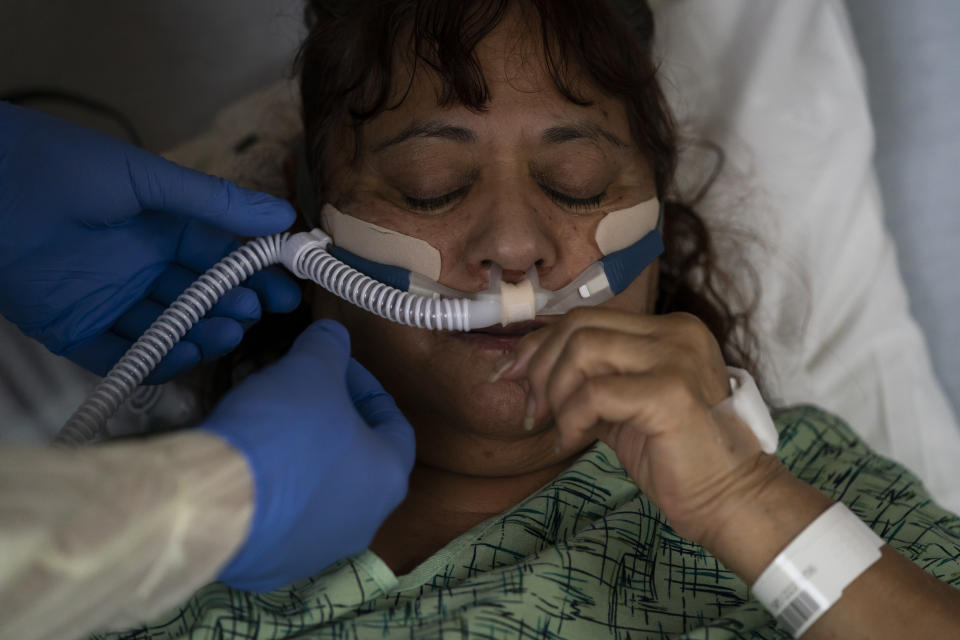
[0,102,301,382]
[199,319,416,593]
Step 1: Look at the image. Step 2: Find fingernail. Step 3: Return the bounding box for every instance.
[523,395,536,430]
[488,356,515,383]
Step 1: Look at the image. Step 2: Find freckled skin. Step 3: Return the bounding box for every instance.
[311,10,657,479]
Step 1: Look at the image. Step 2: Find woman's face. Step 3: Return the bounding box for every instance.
[313,10,658,476]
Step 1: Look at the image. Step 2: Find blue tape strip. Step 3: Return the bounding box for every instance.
[600,229,664,295]
[328,246,411,291]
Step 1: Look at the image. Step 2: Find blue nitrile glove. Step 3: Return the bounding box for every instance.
[199,319,416,593]
[0,102,302,382]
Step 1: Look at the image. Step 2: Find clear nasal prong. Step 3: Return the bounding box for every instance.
[485,263,503,293]
[523,265,539,288]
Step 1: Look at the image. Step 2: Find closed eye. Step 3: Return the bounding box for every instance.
[541,184,607,211]
[404,184,472,212]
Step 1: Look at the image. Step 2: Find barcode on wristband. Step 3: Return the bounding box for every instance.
[776,590,822,636]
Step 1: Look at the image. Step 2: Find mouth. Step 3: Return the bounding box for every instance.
[470,320,546,337]
[451,320,547,352]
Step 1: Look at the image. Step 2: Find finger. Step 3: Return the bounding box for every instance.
[62,332,132,377]
[176,220,242,273]
[111,296,244,365]
[346,358,416,466]
[150,265,262,324]
[111,296,248,348]
[502,308,657,382]
[288,319,352,367]
[128,147,295,236]
[554,371,723,453]
[63,330,202,383]
[512,311,713,427]
[181,317,244,362]
[110,299,168,343]
[144,341,202,384]
[523,322,632,428]
[554,373,666,451]
[535,327,688,418]
[175,222,301,315]
[245,266,302,313]
[542,328,675,419]
[149,264,201,304]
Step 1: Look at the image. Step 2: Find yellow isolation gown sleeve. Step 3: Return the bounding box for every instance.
[0,430,253,640]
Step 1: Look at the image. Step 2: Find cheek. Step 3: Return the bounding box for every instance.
[557,217,603,267]
[310,287,444,398]
[311,288,426,360]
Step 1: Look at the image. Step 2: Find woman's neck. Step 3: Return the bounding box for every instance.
[369,457,572,575]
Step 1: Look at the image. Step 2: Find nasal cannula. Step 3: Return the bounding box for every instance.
[55,200,663,446]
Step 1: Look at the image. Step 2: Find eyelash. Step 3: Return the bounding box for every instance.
[542,185,607,211]
[403,184,607,212]
[404,185,471,212]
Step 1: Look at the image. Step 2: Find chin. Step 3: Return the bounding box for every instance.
[327,299,551,467]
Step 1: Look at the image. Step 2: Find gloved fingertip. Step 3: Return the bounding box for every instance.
[145,342,201,383]
[346,359,415,463]
[61,334,129,377]
[374,416,417,466]
[269,281,302,313]
[245,267,303,313]
[177,220,242,273]
[139,160,295,237]
[186,317,245,362]
[230,186,297,236]
[345,358,385,398]
[292,319,351,361]
[213,287,262,323]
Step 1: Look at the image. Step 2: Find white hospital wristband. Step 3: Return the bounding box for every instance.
[751,502,885,637]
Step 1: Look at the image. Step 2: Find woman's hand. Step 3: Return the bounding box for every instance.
[497,308,785,545]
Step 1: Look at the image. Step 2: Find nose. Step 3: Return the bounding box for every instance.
[462,198,558,285]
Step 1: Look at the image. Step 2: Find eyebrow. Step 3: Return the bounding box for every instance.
[373,119,629,152]
[541,122,628,148]
[373,120,477,151]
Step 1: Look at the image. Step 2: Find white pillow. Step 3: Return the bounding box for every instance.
[654,0,960,509]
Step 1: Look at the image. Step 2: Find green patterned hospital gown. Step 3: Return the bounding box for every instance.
[94,406,960,639]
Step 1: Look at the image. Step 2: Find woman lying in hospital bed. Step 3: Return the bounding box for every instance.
[95,1,960,638]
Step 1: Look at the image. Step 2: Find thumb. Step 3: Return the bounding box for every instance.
[127,146,295,236]
[287,319,352,367]
[346,358,416,463]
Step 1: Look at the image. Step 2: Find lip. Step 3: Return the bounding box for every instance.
[470,320,546,336]
[452,332,526,352]
[450,319,547,352]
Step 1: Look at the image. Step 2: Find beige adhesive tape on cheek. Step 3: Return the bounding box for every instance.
[320,204,443,280]
[594,197,660,255]
[499,279,536,325]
